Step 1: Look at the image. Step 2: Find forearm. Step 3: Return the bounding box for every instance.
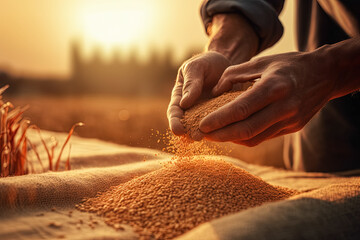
[317,37,360,99]
[205,14,259,64]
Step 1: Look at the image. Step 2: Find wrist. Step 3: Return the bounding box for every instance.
[315,39,360,99]
[205,14,259,64]
[312,44,340,99]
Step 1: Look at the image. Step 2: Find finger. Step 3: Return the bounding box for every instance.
[212,60,267,96]
[271,124,302,138]
[272,110,316,139]
[179,63,205,109]
[167,75,186,135]
[202,101,293,142]
[271,129,292,139]
[235,118,303,146]
[200,77,287,133]
[232,120,287,147]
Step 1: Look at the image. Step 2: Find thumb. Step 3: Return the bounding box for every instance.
[179,70,204,109]
[212,63,262,96]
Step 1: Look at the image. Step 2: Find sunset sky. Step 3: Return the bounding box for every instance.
[0,0,295,78]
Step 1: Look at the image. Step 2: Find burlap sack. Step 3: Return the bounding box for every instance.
[1,130,360,240]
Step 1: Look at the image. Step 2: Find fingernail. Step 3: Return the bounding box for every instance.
[212,85,219,96]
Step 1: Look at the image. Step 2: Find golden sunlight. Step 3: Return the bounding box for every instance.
[78,1,151,49]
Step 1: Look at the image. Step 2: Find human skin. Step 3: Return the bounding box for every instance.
[200,38,360,146]
[168,14,360,146]
[167,14,259,135]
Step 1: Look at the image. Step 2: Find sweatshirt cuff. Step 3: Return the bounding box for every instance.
[200,0,284,53]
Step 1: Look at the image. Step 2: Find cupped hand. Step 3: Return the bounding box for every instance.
[167,51,231,135]
[199,50,337,146]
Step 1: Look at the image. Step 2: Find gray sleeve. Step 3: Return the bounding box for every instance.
[200,0,285,53]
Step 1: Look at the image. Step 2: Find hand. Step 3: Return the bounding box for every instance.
[167,13,259,136]
[167,51,231,135]
[199,50,338,146]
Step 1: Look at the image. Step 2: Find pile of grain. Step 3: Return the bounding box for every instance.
[77,158,297,240]
[77,90,297,239]
[182,91,244,140]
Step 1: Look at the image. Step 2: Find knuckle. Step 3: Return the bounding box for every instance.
[263,69,296,99]
[232,101,250,119]
[183,78,195,89]
[268,81,291,98]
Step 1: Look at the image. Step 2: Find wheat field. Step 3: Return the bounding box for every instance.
[7,95,169,149]
[7,95,284,168]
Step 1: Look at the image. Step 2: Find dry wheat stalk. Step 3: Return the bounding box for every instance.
[0,85,83,177]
